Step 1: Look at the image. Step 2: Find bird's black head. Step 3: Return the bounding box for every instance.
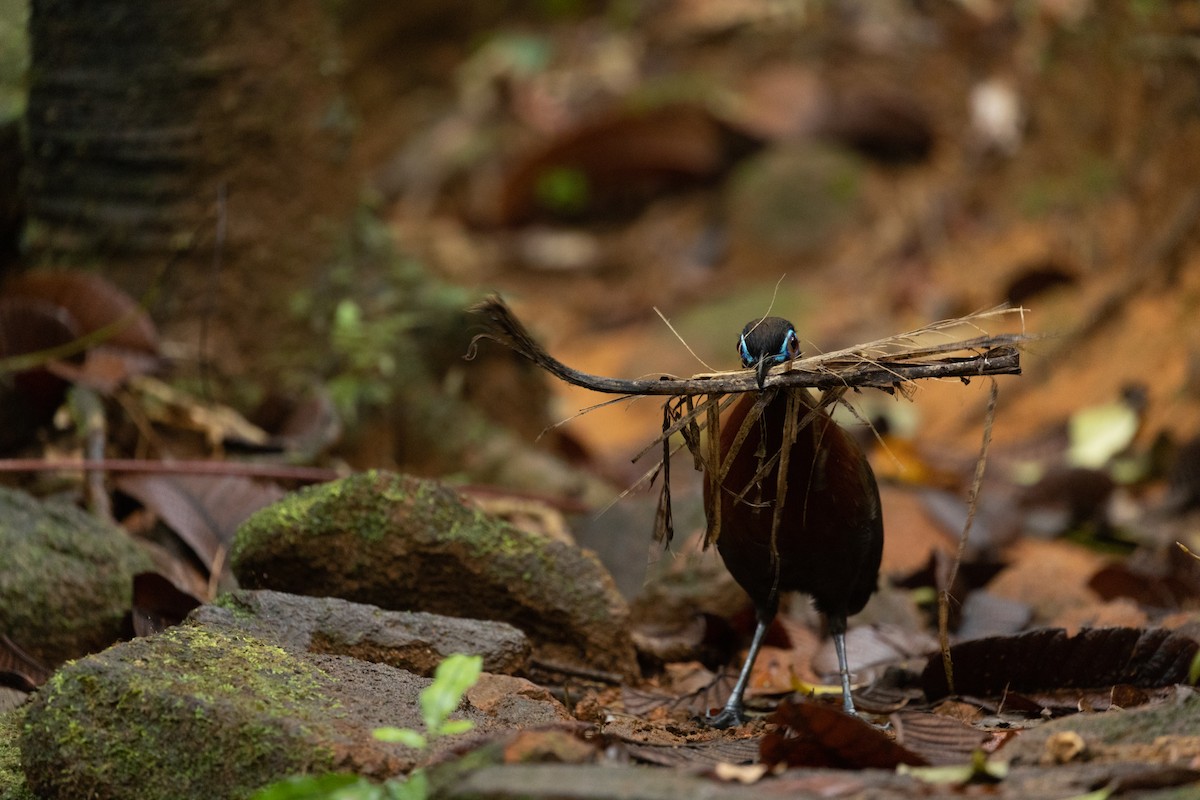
[738,316,800,388]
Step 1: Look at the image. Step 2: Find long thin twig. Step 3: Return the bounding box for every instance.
[0,458,338,482]
[938,378,999,695]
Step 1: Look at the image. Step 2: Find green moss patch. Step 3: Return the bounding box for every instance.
[21,626,341,800]
[231,471,637,679]
[0,707,34,800]
[0,487,154,666]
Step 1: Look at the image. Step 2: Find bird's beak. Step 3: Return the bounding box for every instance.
[755,358,771,389]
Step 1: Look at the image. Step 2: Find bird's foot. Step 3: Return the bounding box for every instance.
[704,705,747,729]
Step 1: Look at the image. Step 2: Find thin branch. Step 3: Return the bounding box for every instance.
[938,378,999,695]
[469,295,1025,397]
[0,458,338,482]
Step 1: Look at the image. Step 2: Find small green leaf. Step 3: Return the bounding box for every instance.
[419,654,482,733]
[386,771,430,800]
[436,719,475,737]
[373,727,427,749]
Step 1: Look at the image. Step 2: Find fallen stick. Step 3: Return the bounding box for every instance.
[469,295,1025,396]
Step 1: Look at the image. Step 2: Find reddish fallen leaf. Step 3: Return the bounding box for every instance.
[2,270,160,391]
[2,270,158,353]
[921,627,1200,701]
[130,572,203,637]
[760,698,928,770]
[116,473,285,572]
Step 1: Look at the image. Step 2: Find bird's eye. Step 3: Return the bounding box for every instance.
[787,330,800,357]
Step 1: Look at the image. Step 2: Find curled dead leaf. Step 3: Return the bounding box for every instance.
[760,698,927,770]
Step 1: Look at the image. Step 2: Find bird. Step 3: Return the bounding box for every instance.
[704,316,884,727]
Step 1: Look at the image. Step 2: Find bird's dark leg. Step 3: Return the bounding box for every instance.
[706,602,776,728]
[829,615,857,715]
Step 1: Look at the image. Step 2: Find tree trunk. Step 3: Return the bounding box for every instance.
[23,1,359,373]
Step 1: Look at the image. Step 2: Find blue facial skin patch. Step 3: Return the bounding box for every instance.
[739,328,798,368]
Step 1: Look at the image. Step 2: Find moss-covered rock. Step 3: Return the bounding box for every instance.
[21,626,343,800]
[0,487,154,666]
[231,471,638,680]
[20,621,571,800]
[0,707,34,800]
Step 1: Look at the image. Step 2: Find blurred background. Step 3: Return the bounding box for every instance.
[2,1,1200,631]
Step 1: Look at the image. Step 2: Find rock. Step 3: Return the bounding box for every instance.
[231,471,638,680]
[21,624,570,800]
[190,589,531,676]
[1005,688,1200,765]
[465,674,570,724]
[22,626,345,800]
[0,487,153,666]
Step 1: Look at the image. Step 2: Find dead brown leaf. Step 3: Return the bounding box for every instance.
[921,627,1200,701]
[761,698,928,770]
[116,473,285,573]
